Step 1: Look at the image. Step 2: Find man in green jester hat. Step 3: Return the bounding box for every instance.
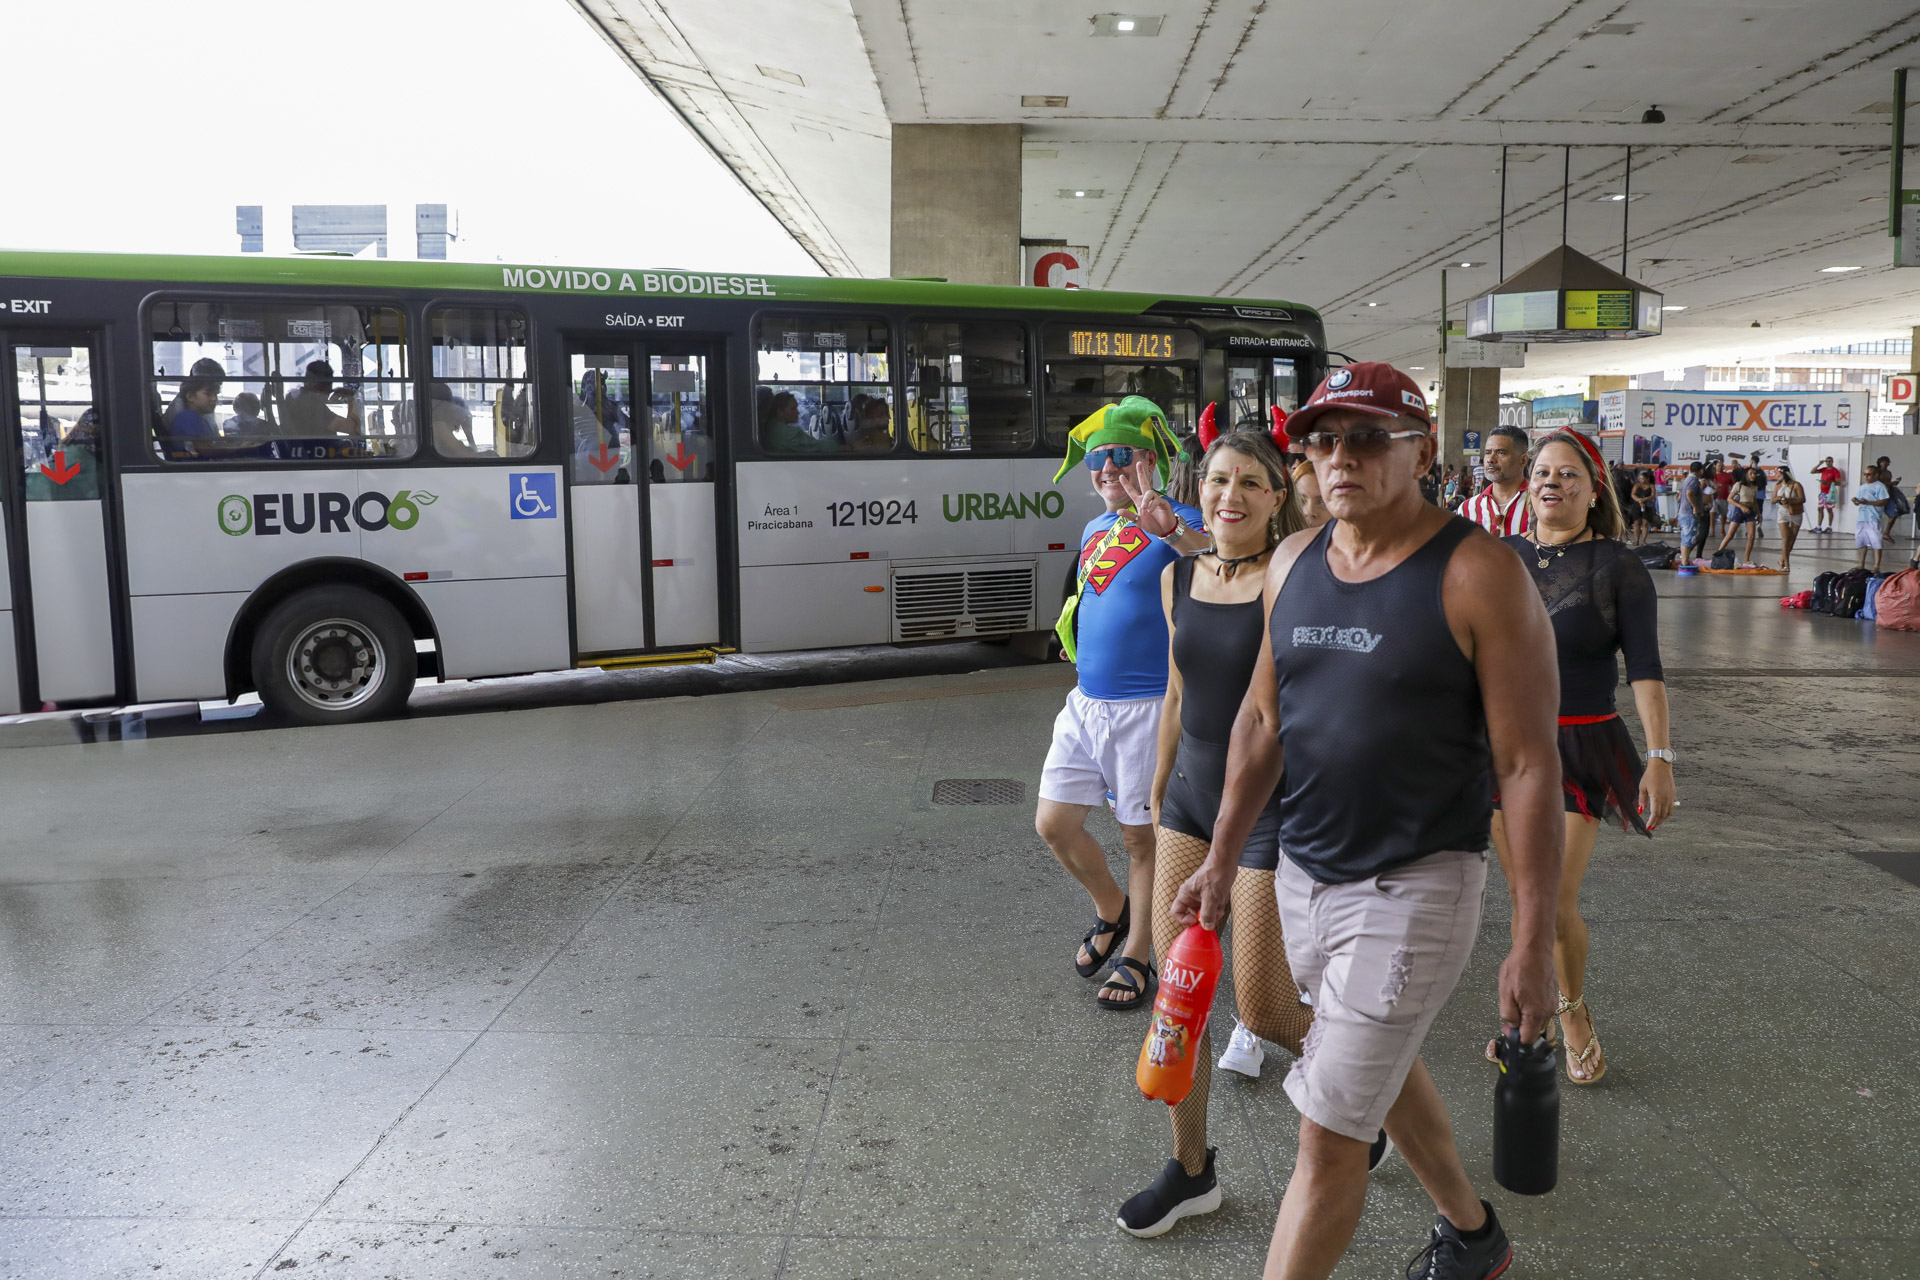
[1037,396,1210,1011]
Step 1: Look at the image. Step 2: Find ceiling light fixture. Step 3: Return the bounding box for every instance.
[1057,188,1105,199]
[1367,301,1379,306]
[1091,14,1163,36]
[1662,305,1687,311]
[1819,265,1862,272]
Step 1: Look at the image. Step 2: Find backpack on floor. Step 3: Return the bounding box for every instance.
[1874,569,1920,631]
[1635,541,1677,570]
[1710,549,1737,570]
[1860,575,1890,621]
[1832,569,1874,618]
[1780,590,1814,610]
[1811,571,1840,614]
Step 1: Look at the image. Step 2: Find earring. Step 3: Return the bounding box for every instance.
[1589,498,1596,507]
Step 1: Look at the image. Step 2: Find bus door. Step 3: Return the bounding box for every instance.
[0,332,117,712]
[564,339,721,655]
[1224,352,1303,430]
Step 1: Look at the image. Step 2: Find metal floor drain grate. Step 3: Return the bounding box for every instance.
[932,778,1025,806]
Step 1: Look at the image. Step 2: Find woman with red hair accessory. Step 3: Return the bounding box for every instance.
[1487,429,1678,1086]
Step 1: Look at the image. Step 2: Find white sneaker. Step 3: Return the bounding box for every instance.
[1216,1020,1265,1077]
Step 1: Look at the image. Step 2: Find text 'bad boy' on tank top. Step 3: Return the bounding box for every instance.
[1270,516,1491,883]
[1170,556,1266,745]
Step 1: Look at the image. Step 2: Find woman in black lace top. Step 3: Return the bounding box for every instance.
[1489,429,1677,1086]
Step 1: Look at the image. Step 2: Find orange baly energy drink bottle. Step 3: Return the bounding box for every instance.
[1135,924,1223,1106]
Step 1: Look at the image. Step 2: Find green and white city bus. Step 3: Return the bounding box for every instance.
[0,250,1325,723]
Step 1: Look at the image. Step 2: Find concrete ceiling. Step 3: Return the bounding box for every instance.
[568,0,1920,382]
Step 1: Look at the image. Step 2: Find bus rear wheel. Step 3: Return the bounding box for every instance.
[252,586,415,725]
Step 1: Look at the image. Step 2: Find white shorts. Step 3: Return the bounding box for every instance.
[1276,850,1487,1142]
[1858,521,1885,549]
[1039,686,1161,827]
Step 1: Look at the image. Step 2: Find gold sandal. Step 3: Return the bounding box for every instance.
[1556,995,1606,1085]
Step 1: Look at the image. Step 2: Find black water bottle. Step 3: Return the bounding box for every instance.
[1492,1028,1559,1195]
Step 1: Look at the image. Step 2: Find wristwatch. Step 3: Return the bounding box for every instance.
[1646,748,1676,765]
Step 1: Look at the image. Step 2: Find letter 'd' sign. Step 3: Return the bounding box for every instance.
[1887,374,1917,406]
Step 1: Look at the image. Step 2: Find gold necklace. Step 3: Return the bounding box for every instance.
[1526,528,1589,569]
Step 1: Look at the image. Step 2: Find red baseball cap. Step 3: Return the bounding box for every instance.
[1289,362,1433,435]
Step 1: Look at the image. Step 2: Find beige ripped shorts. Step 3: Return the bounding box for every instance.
[1275,849,1488,1142]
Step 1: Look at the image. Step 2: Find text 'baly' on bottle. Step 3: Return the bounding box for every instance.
[1136,924,1223,1106]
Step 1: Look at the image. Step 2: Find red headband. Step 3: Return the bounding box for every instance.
[1544,428,1606,478]
[1197,401,1290,455]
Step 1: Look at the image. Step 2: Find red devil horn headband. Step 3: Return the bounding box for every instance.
[1197,401,1291,455]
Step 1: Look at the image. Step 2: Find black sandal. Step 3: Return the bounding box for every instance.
[1097,956,1156,1011]
[1074,898,1130,978]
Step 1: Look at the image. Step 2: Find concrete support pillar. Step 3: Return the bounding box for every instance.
[1589,375,1628,398]
[1438,366,1500,472]
[890,124,1022,285]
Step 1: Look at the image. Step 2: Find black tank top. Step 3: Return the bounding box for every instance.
[1170,557,1265,745]
[1270,517,1490,883]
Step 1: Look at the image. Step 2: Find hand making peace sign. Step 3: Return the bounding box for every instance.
[1115,454,1178,537]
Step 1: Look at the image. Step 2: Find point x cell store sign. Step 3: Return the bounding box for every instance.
[1598,389,1860,466]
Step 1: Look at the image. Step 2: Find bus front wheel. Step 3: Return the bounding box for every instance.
[252,586,415,725]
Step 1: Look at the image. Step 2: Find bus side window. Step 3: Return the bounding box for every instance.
[147,301,414,463]
[905,320,1033,455]
[428,307,536,460]
[754,314,890,456]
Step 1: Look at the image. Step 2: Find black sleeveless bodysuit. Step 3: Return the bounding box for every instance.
[1159,557,1283,871]
[1269,517,1491,883]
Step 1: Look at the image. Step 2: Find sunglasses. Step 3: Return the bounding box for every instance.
[1296,426,1428,459]
[1084,446,1140,470]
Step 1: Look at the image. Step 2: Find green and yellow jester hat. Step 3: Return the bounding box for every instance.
[1051,395,1182,486]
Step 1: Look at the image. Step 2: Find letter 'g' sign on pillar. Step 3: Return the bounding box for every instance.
[1886,374,1917,406]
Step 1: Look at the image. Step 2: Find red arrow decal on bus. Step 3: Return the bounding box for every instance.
[588,443,619,473]
[39,451,81,485]
[665,441,697,472]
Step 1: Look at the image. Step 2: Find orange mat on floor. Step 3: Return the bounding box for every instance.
[1685,566,1786,575]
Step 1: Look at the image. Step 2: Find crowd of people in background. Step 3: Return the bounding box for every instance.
[1435,435,1916,574]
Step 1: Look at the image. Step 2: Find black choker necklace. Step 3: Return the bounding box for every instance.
[1201,545,1272,579]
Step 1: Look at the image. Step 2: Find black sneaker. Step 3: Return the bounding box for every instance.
[1116,1148,1221,1238]
[1368,1128,1395,1172]
[1405,1200,1512,1279]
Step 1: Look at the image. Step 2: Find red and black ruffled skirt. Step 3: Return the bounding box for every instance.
[1556,714,1649,836]
[1494,714,1650,836]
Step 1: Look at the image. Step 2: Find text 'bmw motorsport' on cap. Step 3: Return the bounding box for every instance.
[1289,362,1433,435]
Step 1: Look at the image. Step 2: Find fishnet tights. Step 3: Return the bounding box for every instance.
[1151,827,1313,1174]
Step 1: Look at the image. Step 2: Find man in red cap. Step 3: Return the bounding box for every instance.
[1173,361,1563,1280]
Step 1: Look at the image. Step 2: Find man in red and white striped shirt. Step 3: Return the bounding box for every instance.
[1462,424,1532,536]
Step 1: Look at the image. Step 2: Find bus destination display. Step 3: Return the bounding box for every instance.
[1064,328,1194,360]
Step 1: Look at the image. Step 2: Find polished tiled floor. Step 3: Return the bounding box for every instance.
[1,536,1917,1279]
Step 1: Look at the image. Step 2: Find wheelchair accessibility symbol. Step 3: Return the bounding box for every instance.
[509,472,557,520]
